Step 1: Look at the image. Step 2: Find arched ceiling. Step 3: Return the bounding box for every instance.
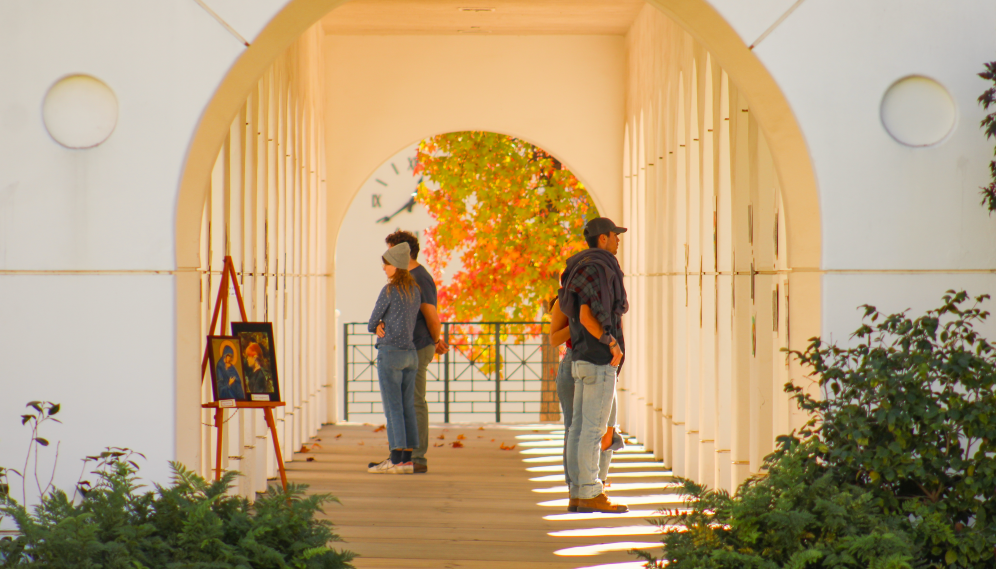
[321,0,645,35]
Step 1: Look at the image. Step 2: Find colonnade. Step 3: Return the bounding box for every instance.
[197,26,330,495]
[618,6,809,493]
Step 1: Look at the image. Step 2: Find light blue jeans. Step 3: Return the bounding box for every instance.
[566,359,618,499]
[557,349,616,494]
[376,344,419,450]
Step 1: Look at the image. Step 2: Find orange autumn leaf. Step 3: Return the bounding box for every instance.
[299,445,310,453]
[335,434,342,439]
[478,426,485,431]
[451,441,464,448]
[358,441,365,445]
[373,425,386,433]
[306,457,316,462]
[436,434,445,440]
[456,434,466,440]
[490,439,495,442]
[499,442,517,450]
[433,442,445,447]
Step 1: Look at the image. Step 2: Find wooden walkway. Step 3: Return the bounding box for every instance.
[285,422,678,569]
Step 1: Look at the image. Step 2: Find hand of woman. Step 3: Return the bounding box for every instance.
[376,322,386,338]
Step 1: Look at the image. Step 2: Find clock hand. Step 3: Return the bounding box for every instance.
[376,196,417,224]
[375,177,423,224]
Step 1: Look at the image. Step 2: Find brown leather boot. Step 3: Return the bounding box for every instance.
[577,493,629,513]
[568,498,579,512]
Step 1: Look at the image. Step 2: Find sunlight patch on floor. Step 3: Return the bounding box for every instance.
[543,509,677,521]
[515,433,565,440]
[554,541,660,556]
[537,494,688,508]
[526,461,669,472]
[573,562,662,569]
[532,481,680,493]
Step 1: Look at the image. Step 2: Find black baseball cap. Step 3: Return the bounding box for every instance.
[583,217,628,238]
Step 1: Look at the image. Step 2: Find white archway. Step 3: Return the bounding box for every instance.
[174,0,822,492]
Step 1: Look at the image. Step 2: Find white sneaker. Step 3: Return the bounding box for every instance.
[367,458,402,474]
[400,461,414,474]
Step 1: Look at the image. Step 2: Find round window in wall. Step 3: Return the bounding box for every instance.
[880,75,955,147]
[42,74,118,149]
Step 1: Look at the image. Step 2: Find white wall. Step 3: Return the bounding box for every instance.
[323,34,627,246]
[708,0,996,332]
[0,0,289,499]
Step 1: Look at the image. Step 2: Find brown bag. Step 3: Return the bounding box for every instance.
[601,425,615,451]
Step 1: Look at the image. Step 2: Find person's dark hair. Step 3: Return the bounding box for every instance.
[386,230,419,260]
[585,234,603,248]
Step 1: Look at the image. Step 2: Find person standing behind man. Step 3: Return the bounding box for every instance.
[549,296,624,512]
[378,230,448,474]
[559,217,629,514]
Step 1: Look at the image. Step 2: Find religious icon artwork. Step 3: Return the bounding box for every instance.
[208,336,249,402]
[230,322,281,402]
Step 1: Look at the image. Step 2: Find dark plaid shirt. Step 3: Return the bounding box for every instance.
[566,264,620,341]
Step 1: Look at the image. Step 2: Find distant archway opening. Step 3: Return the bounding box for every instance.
[336,131,599,424]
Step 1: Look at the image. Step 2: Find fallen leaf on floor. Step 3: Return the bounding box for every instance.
[532,430,540,433]
[478,426,485,431]
[310,443,323,449]
[335,434,342,439]
[436,434,445,440]
[490,439,495,442]
[604,481,612,488]
[358,441,365,445]
[306,457,316,462]
[433,442,445,447]
[314,438,322,442]
[299,445,310,453]
[451,441,464,448]
[373,425,386,433]
[499,442,517,450]
[456,434,466,440]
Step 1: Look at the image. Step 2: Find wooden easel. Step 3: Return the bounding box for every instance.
[201,256,288,492]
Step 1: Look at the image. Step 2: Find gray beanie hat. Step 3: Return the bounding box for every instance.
[383,242,411,270]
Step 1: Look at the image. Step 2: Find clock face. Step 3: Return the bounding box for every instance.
[334,142,460,334]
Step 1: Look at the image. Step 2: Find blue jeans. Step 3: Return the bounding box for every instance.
[376,345,419,450]
[566,360,618,499]
[557,349,616,493]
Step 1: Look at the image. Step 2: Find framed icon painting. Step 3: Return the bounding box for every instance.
[208,336,249,402]
[230,322,281,402]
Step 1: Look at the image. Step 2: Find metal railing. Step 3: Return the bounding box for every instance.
[343,321,561,423]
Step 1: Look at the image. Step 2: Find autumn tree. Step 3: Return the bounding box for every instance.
[414,131,598,323]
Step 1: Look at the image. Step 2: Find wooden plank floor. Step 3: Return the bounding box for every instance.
[285,422,676,569]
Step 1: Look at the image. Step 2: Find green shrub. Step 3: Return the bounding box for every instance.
[0,453,355,568]
[637,439,921,569]
[639,291,996,568]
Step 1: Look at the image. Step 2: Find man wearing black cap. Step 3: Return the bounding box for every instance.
[558,216,629,514]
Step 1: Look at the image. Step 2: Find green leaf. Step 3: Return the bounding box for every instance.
[34,437,49,446]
